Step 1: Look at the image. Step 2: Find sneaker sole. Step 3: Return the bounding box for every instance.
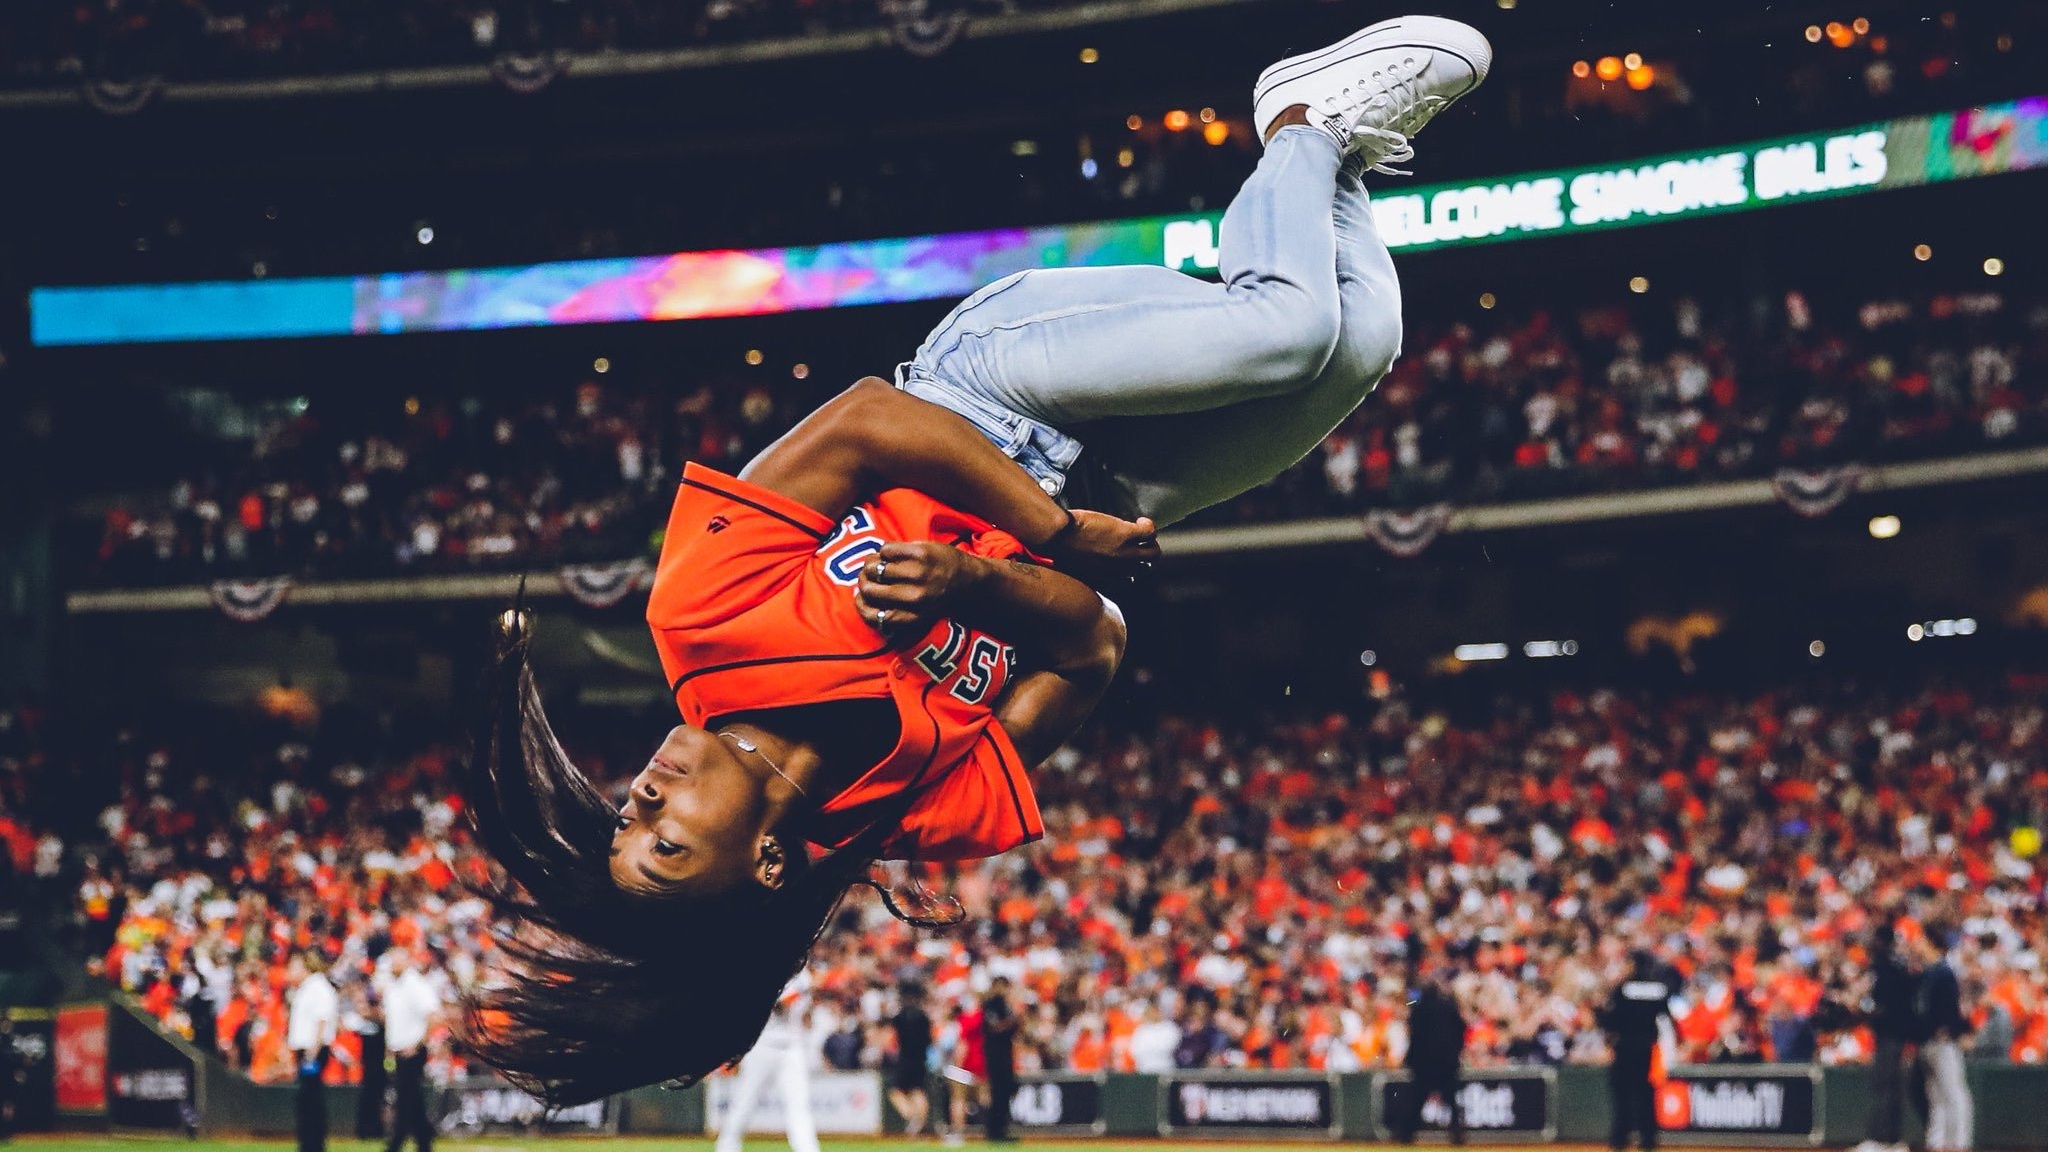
[1254,19,1489,110]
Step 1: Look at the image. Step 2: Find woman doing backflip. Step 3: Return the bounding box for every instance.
[461,14,1490,1106]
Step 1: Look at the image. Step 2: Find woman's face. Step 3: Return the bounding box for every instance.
[609,726,773,897]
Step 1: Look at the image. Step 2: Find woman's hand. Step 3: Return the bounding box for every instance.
[854,541,986,637]
[1055,510,1159,563]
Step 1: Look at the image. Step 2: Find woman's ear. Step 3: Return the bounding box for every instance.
[755,836,789,891]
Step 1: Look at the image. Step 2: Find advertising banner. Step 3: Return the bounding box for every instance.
[436,1080,616,1135]
[1375,1069,1555,1141]
[54,1003,108,1114]
[1008,1073,1104,1134]
[1655,1066,1822,1145]
[706,1069,883,1136]
[4,1009,57,1131]
[105,1004,194,1131]
[32,97,2047,347]
[1160,1073,1338,1136]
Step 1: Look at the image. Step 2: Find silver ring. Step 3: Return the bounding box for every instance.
[874,558,888,582]
[875,608,893,628]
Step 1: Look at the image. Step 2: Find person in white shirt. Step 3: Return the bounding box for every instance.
[381,949,444,1152]
[716,968,819,1152]
[1128,1002,1182,1074]
[286,953,340,1152]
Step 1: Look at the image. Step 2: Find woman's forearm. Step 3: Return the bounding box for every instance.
[740,378,1071,548]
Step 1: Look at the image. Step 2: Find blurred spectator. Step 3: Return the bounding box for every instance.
[75,285,2048,585]
[35,674,2048,1082]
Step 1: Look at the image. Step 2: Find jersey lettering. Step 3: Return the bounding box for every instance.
[916,623,1009,705]
[820,506,882,585]
[916,622,968,681]
[952,637,1003,704]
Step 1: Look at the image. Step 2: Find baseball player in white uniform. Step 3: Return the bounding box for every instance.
[716,968,821,1152]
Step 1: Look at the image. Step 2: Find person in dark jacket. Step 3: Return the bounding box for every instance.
[1599,950,1673,1152]
[1916,926,1972,1152]
[888,985,933,1137]
[1858,927,1919,1152]
[1394,968,1468,1145]
[980,978,1018,1143]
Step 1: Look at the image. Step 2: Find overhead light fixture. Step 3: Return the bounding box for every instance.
[1454,643,1510,662]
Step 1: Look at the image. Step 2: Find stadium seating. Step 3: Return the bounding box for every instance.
[74,284,2046,586]
[16,675,2042,1082]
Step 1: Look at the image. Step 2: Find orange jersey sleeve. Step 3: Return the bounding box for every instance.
[647,464,1044,861]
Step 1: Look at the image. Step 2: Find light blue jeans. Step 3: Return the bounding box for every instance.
[897,125,1403,525]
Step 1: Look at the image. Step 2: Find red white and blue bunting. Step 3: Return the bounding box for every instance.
[81,75,164,116]
[882,0,968,57]
[558,559,653,608]
[1770,465,1867,518]
[489,52,570,95]
[209,577,293,622]
[1363,505,1454,558]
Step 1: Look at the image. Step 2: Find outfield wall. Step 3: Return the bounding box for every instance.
[38,1001,2048,1148]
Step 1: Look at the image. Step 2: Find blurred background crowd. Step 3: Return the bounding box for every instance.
[5,670,2041,1085]
[74,284,2047,586]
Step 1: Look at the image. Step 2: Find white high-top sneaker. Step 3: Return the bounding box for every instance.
[1253,15,1492,173]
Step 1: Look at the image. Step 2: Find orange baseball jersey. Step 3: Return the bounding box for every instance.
[647,463,1044,861]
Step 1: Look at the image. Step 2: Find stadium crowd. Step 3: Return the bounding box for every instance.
[22,4,2038,281]
[78,285,2048,586]
[13,671,2044,1085]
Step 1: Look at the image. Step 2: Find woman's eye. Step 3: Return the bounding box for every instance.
[615,816,630,832]
[652,838,682,857]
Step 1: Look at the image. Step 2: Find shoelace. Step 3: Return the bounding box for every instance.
[1322,55,1435,175]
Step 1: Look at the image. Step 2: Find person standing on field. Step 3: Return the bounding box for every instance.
[382,949,443,1152]
[286,953,340,1152]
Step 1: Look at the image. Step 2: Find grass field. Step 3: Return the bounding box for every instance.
[0,1131,1581,1139]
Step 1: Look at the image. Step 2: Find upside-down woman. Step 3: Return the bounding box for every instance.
[461,14,1489,1107]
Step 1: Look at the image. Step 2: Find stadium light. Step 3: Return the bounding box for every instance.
[1595,56,1623,81]
[1804,25,1824,43]
[1626,65,1656,91]
[1853,17,1871,35]
[1916,617,1979,639]
[1809,640,1826,658]
[1629,276,1650,294]
[1868,515,1901,539]
[1078,47,1098,64]
[1165,110,1191,132]
[1203,121,1230,146]
[416,226,435,245]
[1479,292,1497,310]
[592,357,610,374]
[1914,243,1933,261]
[1985,257,2006,276]
[1572,60,1592,78]
[1359,650,1377,667]
[1523,640,1580,658]
[1454,643,1511,662]
[1199,108,1217,123]
[1623,53,1643,71]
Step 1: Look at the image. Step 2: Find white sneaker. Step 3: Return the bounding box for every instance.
[1253,14,1492,173]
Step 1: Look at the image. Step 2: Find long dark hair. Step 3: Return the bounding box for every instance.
[458,611,951,1107]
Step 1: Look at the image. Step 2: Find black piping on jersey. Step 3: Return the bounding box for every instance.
[980,728,1039,845]
[670,643,894,697]
[680,475,828,540]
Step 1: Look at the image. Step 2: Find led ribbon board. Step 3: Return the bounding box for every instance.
[31,96,2046,347]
